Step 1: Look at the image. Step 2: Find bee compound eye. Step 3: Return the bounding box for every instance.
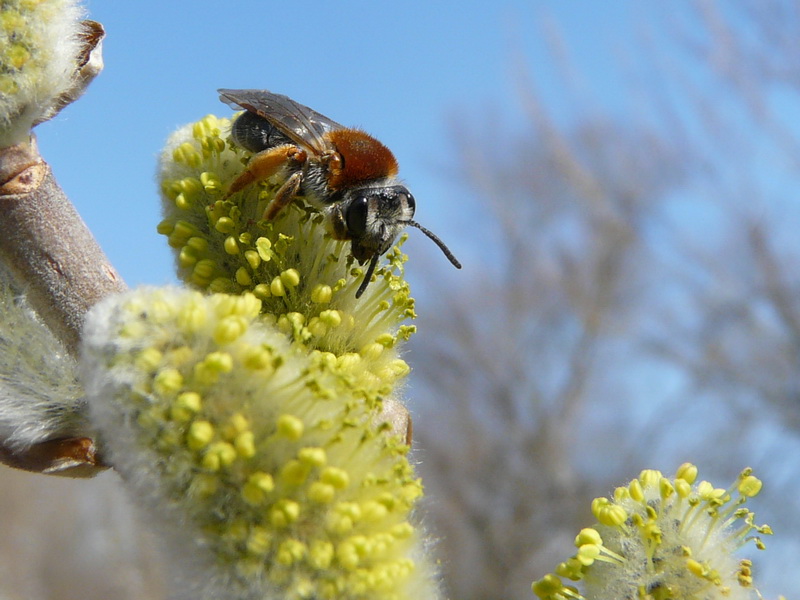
[345,195,369,238]
[403,191,416,214]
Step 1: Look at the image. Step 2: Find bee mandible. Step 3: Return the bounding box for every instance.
[218,89,461,298]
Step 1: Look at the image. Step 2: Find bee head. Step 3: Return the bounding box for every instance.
[339,184,462,298]
[343,185,415,263]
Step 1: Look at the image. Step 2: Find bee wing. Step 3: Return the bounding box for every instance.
[218,89,343,156]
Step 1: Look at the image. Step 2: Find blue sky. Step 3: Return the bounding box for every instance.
[35,0,636,288]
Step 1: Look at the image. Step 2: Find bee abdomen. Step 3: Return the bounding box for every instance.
[231,111,292,153]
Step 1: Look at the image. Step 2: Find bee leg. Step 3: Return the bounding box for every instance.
[225,144,307,198]
[264,170,303,220]
[327,203,350,240]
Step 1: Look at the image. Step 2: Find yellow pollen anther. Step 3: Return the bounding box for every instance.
[246,526,271,555]
[270,276,285,297]
[244,250,261,270]
[311,284,333,303]
[360,343,384,361]
[202,441,237,470]
[277,539,306,565]
[187,420,215,450]
[242,471,275,505]
[628,479,644,502]
[234,431,256,458]
[277,414,304,439]
[171,391,202,421]
[638,469,663,489]
[738,475,762,497]
[281,268,301,288]
[236,267,252,286]
[281,460,311,485]
[223,236,239,254]
[252,283,271,299]
[319,309,342,327]
[270,500,300,527]
[213,315,249,344]
[255,237,272,260]
[135,347,163,371]
[309,540,335,568]
[321,467,350,489]
[575,528,603,546]
[308,482,336,504]
[215,216,235,234]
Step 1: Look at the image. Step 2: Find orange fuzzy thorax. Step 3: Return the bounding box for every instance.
[325,129,399,189]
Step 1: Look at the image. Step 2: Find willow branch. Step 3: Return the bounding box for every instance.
[0,139,126,355]
[0,20,122,476]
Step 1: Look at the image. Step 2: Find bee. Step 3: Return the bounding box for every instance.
[218,89,461,298]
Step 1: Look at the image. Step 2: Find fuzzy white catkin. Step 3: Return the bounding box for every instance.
[0,264,88,450]
[0,0,86,146]
[81,287,442,600]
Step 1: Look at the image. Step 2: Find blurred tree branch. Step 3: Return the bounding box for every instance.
[411,2,800,599]
[415,113,688,599]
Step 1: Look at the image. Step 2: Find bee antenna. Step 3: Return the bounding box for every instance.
[406,220,462,269]
[355,253,380,299]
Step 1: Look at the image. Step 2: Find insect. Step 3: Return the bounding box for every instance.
[218,89,461,298]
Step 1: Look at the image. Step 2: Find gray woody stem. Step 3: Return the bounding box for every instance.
[0,138,126,355]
